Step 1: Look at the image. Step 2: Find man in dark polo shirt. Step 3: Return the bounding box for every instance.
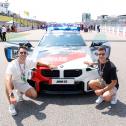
[85,47,119,105]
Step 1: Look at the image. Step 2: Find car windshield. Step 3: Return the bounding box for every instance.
[39,32,86,47]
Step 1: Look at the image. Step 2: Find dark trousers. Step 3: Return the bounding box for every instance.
[0,32,2,41]
[2,32,6,41]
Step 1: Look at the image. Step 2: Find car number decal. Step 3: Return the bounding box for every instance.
[52,79,74,85]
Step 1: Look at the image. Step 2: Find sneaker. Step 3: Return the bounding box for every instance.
[95,96,104,104]
[18,94,24,101]
[16,90,24,102]
[9,104,17,116]
[111,94,117,104]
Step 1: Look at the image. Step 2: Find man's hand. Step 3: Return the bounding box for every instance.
[48,64,57,69]
[84,61,93,66]
[95,89,104,96]
[37,62,57,69]
[37,61,57,69]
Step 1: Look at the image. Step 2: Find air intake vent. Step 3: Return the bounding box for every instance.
[64,69,82,77]
[41,70,59,77]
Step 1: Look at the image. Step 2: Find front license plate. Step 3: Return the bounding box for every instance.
[52,79,74,85]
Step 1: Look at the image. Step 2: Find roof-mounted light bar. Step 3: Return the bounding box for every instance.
[47,26,80,31]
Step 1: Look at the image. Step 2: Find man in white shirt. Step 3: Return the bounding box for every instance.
[2,25,7,41]
[5,45,53,116]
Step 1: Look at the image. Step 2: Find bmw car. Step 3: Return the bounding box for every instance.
[4,26,111,94]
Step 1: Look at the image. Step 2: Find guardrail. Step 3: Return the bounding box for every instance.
[101,26,126,38]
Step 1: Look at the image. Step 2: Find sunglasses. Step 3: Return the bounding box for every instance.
[98,53,105,56]
[19,51,27,55]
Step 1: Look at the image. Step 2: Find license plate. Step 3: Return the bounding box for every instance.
[52,79,74,85]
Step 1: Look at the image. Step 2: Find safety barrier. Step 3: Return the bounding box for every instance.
[101,26,126,38]
[14,26,38,32]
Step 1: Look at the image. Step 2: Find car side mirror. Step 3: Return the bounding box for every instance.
[86,67,92,71]
[25,42,33,48]
[86,65,98,71]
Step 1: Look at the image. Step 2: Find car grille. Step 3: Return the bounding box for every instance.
[41,70,60,77]
[64,69,82,77]
[41,69,82,77]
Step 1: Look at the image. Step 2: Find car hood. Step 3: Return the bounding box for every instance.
[32,46,93,69]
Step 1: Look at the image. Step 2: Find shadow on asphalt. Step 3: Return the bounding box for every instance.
[37,92,97,106]
[96,100,126,117]
[12,93,96,126]
[13,100,46,126]
[12,93,126,126]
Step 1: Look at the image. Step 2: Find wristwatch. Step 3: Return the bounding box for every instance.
[9,92,14,97]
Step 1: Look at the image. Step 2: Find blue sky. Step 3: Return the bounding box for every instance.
[1,0,126,22]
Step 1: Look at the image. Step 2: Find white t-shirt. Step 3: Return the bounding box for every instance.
[6,58,36,84]
[2,26,7,33]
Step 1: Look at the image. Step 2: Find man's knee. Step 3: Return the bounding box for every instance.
[88,80,97,89]
[103,92,112,102]
[25,88,37,99]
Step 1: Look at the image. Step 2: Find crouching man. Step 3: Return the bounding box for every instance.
[5,45,54,116]
[84,47,119,105]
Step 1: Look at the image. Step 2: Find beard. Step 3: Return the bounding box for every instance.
[19,56,26,63]
[99,58,106,64]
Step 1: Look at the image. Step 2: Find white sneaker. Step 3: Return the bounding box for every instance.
[95,96,104,104]
[111,94,117,104]
[9,104,17,116]
[18,94,24,101]
[16,90,24,102]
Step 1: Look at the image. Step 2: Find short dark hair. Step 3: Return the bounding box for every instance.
[98,46,106,52]
[18,45,28,51]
